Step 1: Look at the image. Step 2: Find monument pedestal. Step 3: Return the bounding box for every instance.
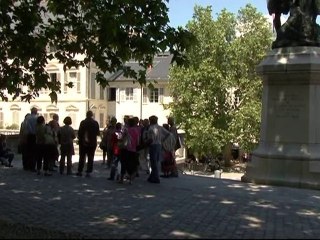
[241,46,320,189]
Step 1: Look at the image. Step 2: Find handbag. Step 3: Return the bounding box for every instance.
[99,140,106,150]
[118,132,130,149]
[44,133,56,145]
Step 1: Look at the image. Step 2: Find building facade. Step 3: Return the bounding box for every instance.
[0,52,174,130]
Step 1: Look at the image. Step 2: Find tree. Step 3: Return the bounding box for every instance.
[168,4,273,158]
[0,0,194,102]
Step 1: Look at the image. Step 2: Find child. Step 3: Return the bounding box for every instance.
[0,134,14,167]
[108,122,122,181]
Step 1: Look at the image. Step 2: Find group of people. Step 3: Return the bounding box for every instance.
[100,115,181,184]
[12,107,181,185]
[18,107,77,176]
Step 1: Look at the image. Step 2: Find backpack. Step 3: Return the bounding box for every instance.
[162,130,176,152]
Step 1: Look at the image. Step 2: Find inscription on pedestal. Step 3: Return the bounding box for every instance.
[271,92,306,119]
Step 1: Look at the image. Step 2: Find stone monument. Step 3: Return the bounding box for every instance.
[241,0,320,189]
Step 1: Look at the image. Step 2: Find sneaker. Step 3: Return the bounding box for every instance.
[76,172,82,177]
[44,172,52,176]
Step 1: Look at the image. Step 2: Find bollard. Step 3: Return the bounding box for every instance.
[214,170,221,178]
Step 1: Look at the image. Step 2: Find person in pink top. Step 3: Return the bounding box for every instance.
[120,117,141,184]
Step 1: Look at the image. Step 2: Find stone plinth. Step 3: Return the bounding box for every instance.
[241,46,320,190]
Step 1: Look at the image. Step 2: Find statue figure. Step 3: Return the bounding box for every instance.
[267,0,320,48]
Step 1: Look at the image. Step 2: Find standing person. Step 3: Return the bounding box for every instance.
[168,116,181,177]
[35,116,53,176]
[19,113,30,170]
[145,115,165,184]
[139,118,150,174]
[107,122,122,181]
[105,117,117,169]
[76,110,100,177]
[133,116,141,177]
[100,120,109,165]
[122,117,140,184]
[24,107,38,172]
[48,113,60,171]
[160,124,175,178]
[58,116,76,175]
[117,115,130,183]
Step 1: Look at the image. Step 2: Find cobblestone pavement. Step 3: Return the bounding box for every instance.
[1,154,320,239]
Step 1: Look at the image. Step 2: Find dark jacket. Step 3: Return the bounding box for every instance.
[78,117,100,147]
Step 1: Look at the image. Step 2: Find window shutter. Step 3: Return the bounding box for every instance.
[116,88,120,102]
[143,88,148,103]
[64,72,68,93]
[120,88,125,102]
[133,88,138,102]
[159,88,164,103]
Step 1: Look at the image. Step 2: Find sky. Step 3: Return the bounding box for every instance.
[167,0,269,28]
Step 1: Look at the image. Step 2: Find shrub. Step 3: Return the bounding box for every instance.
[6,123,19,130]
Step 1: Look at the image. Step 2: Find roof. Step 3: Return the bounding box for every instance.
[105,52,173,82]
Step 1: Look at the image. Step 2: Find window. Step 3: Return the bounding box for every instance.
[50,73,57,82]
[149,88,159,103]
[12,111,19,126]
[108,88,116,101]
[149,88,164,103]
[42,72,60,94]
[64,71,80,93]
[125,88,134,101]
[9,105,21,126]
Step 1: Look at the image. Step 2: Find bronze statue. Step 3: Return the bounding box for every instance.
[267,0,320,48]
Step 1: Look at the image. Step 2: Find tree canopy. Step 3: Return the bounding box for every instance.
[168,4,273,157]
[0,0,194,102]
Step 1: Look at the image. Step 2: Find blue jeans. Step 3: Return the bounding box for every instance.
[148,144,162,182]
[109,155,120,180]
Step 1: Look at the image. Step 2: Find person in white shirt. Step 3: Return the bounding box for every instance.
[145,115,166,184]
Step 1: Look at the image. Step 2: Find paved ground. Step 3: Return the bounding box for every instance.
[0,153,320,239]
